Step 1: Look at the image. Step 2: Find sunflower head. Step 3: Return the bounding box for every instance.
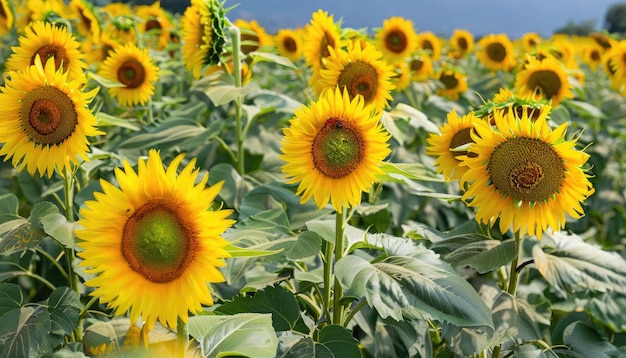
[426,109,482,182]
[475,87,548,125]
[77,149,235,330]
[449,29,474,56]
[477,33,516,72]
[520,32,542,53]
[374,16,418,64]
[235,18,272,54]
[460,105,594,239]
[302,9,343,72]
[274,28,303,62]
[0,55,101,177]
[409,54,435,82]
[280,87,391,213]
[134,1,175,50]
[0,0,15,35]
[69,0,102,44]
[436,66,468,100]
[181,0,226,78]
[417,31,442,60]
[514,55,573,107]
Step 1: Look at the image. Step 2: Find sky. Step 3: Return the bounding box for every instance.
[227,0,621,39]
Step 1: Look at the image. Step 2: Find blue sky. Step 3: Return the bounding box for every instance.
[228,0,619,38]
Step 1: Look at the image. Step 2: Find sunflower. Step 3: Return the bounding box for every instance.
[409,54,434,82]
[235,18,272,55]
[274,28,303,62]
[460,105,594,240]
[6,20,88,83]
[82,31,120,66]
[417,31,442,61]
[579,42,604,70]
[280,87,391,213]
[374,16,418,64]
[0,0,14,35]
[436,67,468,100]
[98,43,159,107]
[77,149,235,330]
[426,109,482,182]
[520,32,542,53]
[316,40,395,112]
[514,55,573,107]
[0,56,100,177]
[390,61,411,91]
[180,0,226,79]
[477,87,548,125]
[449,29,474,57]
[302,9,343,73]
[69,0,101,44]
[29,0,69,24]
[135,1,175,50]
[476,33,516,72]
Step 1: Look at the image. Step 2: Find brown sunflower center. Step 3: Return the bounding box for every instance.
[527,70,561,100]
[488,137,564,202]
[31,45,69,72]
[385,29,407,54]
[590,49,601,62]
[121,200,197,283]
[486,42,507,62]
[241,31,260,54]
[439,72,459,90]
[78,9,92,31]
[410,58,424,71]
[0,2,8,19]
[312,117,365,178]
[282,37,297,53]
[117,58,146,89]
[145,19,162,32]
[337,61,379,103]
[449,127,474,159]
[21,86,78,145]
[457,37,468,51]
[421,39,434,52]
[320,31,335,59]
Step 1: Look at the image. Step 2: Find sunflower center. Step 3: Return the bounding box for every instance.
[312,117,364,178]
[241,31,260,54]
[527,70,561,100]
[486,42,506,62]
[385,30,407,53]
[21,86,78,145]
[31,45,69,72]
[337,61,379,103]
[439,72,459,89]
[145,19,162,32]
[78,9,92,30]
[410,58,424,71]
[117,58,145,89]
[590,49,601,62]
[121,200,197,283]
[283,37,297,53]
[458,37,468,51]
[422,39,434,52]
[488,137,564,202]
[319,31,335,60]
[449,127,475,159]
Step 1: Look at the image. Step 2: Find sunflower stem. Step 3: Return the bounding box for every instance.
[332,209,346,326]
[322,237,334,325]
[63,166,83,342]
[176,317,188,358]
[492,232,523,358]
[230,26,245,176]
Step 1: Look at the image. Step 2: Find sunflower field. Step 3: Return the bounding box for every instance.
[1,0,626,357]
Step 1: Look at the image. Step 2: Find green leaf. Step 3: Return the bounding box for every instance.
[305,220,336,244]
[283,325,360,357]
[95,112,140,131]
[223,244,283,258]
[188,313,278,358]
[39,213,76,249]
[249,51,298,69]
[0,306,52,358]
[378,162,443,182]
[0,283,23,316]
[563,321,619,357]
[335,251,493,329]
[200,83,260,106]
[387,103,439,133]
[0,219,36,253]
[587,292,626,332]
[0,194,20,224]
[215,286,301,332]
[287,231,322,260]
[46,287,82,337]
[444,239,517,274]
[531,231,626,295]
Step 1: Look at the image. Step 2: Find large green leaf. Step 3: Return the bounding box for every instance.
[215,286,301,332]
[0,306,51,358]
[283,325,361,358]
[31,202,75,249]
[0,194,20,224]
[443,238,517,274]
[188,313,278,358]
[287,231,322,260]
[587,292,626,333]
[531,231,626,295]
[0,219,35,253]
[335,249,493,330]
[46,287,82,338]
[0,283,23,316]
[563,321,619,357]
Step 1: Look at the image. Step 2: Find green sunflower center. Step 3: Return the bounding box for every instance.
[32,45,69,73]
[21,86,78,145]
[312,117,365,178]
[488,137,564,202]
[527,69,562,100]
[439,72,459,90]
[338,61,379,104]
[486,42,507,62]
[117,58,146,89]
[122,200,197,283]
[385,29,407,53]
[282,37,297,53]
